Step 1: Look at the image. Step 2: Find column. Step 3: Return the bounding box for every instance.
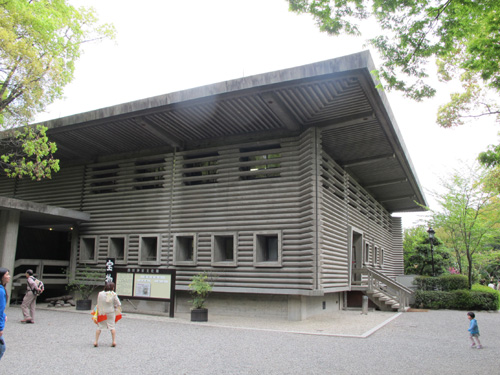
[0,210,21,305]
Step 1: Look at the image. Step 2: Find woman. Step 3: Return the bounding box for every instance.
[0,268,10,360]
[94,281,121,347]
[21,269,40,324]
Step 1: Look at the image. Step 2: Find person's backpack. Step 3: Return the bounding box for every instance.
[30,276,44,296]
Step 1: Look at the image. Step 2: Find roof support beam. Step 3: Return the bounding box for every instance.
[316,111,375,130]
[260,92,302,131]
[133,117,184,149]
[343,153,395,168]
[365,178,408,189]
[52,142,84,158]
[380,195,416,203]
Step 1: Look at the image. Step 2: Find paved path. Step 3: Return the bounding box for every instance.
[0,306,498,374]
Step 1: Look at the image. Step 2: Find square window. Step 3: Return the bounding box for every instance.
[174,234,197,266]
[80,236,97,263]
[254,232,282,267]
[364,242,370,264]
[212,234,237,267]
[139,235,160,265]
[108,236,126,263]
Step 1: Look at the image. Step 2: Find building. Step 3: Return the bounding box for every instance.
[0,51,425,320]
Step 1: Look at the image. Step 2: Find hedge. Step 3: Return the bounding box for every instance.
[414,289,499,310]
[413,275,468,291]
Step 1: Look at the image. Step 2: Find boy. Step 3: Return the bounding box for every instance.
[467,312,482,349]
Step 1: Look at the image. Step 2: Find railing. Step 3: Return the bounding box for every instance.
[13,259,70,286]
[351,268,365,287]
[364,266,413,311]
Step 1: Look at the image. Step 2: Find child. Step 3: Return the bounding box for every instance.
[467,312,482,349]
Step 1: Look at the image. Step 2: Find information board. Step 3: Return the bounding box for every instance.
[114,268,176,317]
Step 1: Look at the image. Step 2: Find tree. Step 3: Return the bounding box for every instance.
[0,125,59,180]
[403,225,450,276]
[0,0,114,179]
[288,0,500,127]
[432,164,500,288]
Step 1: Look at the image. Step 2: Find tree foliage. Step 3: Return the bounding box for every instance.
[0,0,114,180]
[403,225,450,276]
[432,165,500,288]
[288,0,500,127]
[0,0,115,126]
[0,125,59,180]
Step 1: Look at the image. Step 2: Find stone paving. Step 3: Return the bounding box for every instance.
[0,306,498,374]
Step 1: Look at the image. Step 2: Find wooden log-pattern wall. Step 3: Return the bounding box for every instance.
[318,127,399,290]
[0,127,404,294]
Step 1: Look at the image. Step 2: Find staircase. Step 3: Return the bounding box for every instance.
[363,267,413,312]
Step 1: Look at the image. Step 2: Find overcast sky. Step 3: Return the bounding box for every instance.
[36,0,499,228]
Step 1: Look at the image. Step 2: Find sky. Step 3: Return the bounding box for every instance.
[36,0,500,228]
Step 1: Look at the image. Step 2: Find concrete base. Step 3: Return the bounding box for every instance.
[87,290,344,321]
[174,291,343,321]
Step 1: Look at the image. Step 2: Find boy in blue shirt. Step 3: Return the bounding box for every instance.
[467,312,482,349]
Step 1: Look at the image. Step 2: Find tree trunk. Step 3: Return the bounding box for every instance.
[467,253,473,289]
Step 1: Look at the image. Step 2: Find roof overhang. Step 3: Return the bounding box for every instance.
[3,51,426,213]
[0,197,90,231]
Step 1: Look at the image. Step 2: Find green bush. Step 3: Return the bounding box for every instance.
[472,284,500,308]
[413,274,468,291]
[440,275,469,291]
[414,289,499,310]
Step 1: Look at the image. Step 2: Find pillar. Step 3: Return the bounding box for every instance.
[288,295,307,321]
[0,210,20,305]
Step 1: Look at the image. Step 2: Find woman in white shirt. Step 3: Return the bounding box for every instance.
[94,281,121,347]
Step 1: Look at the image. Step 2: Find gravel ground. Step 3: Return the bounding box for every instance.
[0,306,498,374]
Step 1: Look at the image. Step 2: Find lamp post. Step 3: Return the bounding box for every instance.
[427,227,436,276]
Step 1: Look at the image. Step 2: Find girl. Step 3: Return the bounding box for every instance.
[0,267,10,360]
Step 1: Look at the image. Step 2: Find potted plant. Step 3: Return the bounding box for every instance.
[188,272,214,322]
[66,266,104,310]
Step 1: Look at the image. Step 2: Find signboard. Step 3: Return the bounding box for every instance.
[114,267,176,317]
[105,258,116,284]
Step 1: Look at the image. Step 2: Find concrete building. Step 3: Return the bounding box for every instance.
[0,51,425,320]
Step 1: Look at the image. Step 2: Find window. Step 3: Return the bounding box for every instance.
[254,232,282,267]
[108,236,126,264]
[174,234,197,266]
[80,236,97,263]
[134,159,165,190]
[212,233,237,267]
[139,235,160,264]
[364,242,370,264]
[380,248,384,267]
[183,152,219,186]
[239,144,281,180]
[374,246,379,266]
[89,164,119,194]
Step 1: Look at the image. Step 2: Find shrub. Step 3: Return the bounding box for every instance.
[472,284,500,309]
[413,274,468,291]
[188,272,215,309]
[439,275,469,291]
[414,289,499,310]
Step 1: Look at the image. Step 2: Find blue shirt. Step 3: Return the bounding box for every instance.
[468,318,479,335]
[0,285,6,331]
